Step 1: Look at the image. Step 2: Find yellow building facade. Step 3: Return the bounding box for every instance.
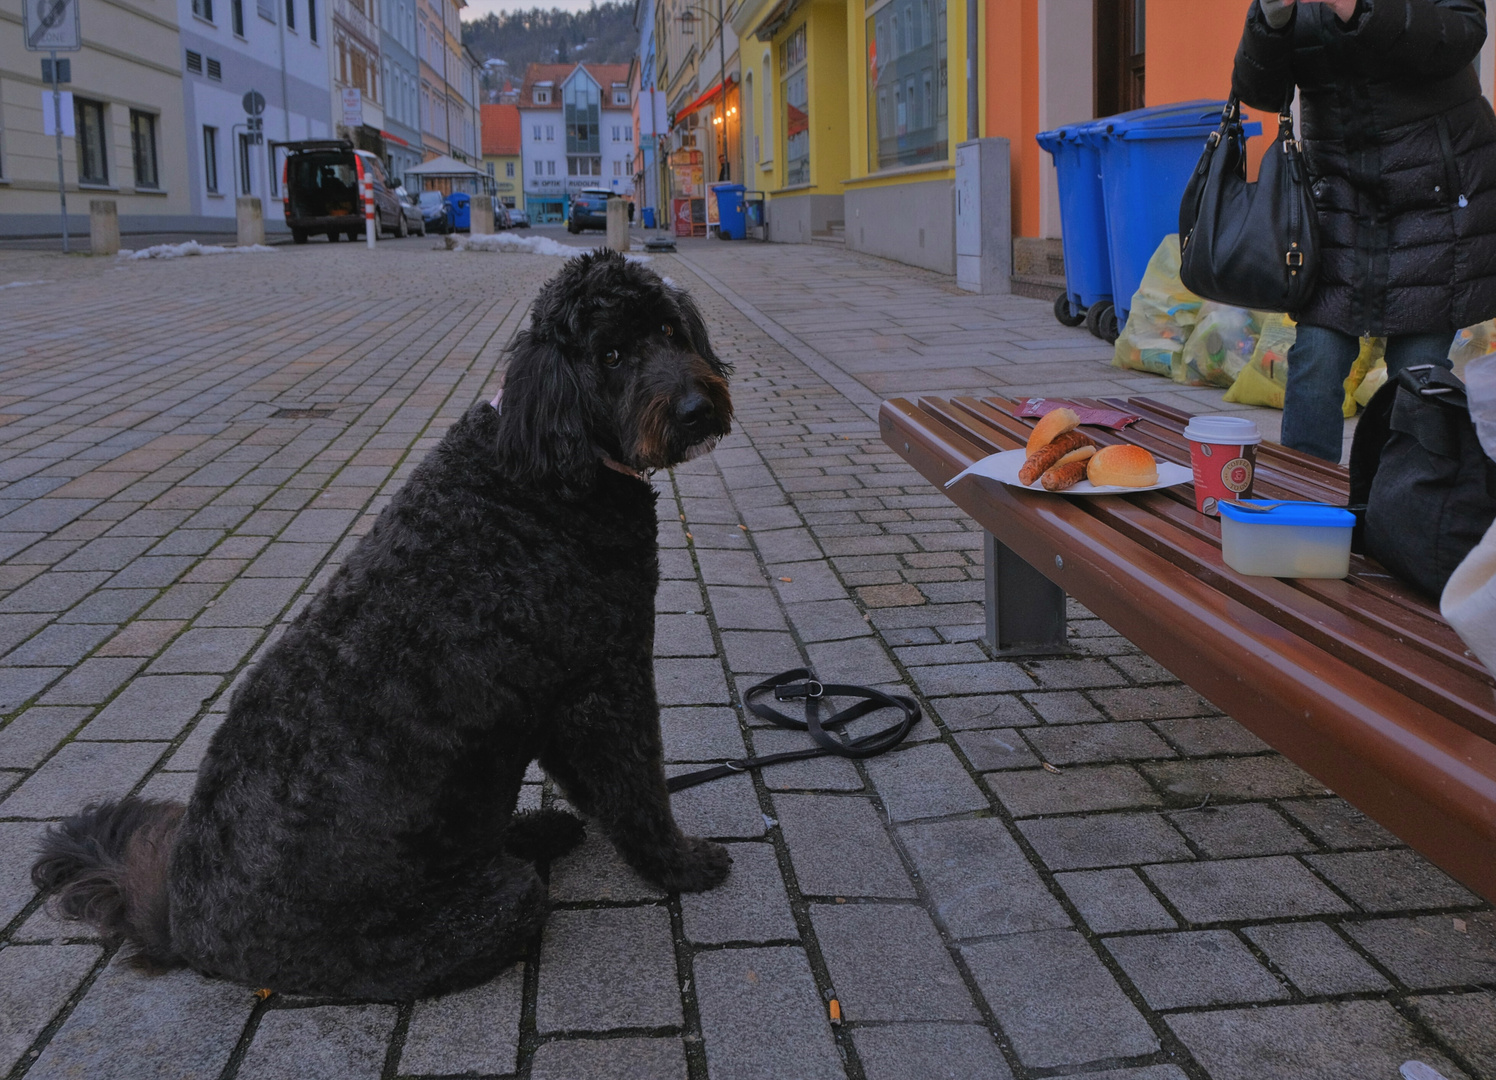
[0,0,194,236]
[734,0,971,270]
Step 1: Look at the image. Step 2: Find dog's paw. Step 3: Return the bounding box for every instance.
[505,809,586,862]
[652,836,732,893]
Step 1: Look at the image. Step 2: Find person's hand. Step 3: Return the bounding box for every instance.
[1291,0,1359,21]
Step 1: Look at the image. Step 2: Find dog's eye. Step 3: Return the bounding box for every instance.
[603,349,621,368]
[662,325,673,338]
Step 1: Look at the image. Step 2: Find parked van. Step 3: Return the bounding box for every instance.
[280,140,405,243]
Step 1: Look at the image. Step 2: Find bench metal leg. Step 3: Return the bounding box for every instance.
[982,532,1070,657]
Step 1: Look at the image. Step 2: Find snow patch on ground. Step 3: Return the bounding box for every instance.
[0,280,50,291]
[448,233,578,258]
[119,241,277,260]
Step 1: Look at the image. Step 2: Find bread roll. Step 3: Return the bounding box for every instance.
[1025,408,1081,456]
[1087,444,1158,487]
[1053,445,1096,468]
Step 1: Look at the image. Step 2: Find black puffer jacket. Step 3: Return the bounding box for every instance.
[1233,0,1496,336]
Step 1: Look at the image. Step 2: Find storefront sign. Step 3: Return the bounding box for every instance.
[340,87,362,129]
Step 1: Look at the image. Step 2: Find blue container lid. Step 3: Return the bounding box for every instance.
[1219,501,1356,528]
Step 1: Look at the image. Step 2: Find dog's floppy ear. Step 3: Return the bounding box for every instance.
[493,328,597,493]
[672,287,732,378]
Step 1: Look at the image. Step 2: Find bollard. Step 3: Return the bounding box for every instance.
[605,198,629,253]
[88,200,119,256]
[236,196,265,247]
[470,196,494,236]
[363,174,376,248]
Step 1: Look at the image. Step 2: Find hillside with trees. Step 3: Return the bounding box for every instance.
[463,3,637,76]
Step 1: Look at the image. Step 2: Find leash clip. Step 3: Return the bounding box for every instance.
[775,679,824,701]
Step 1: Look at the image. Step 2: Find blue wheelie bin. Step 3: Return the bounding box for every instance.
[642,206,657,229]
[712,184,747,240]
[1085,100,1260,335]
[446,191,472,232]
[1036,123,1113,330]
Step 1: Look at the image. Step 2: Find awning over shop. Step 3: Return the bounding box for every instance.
[672,75,738,128]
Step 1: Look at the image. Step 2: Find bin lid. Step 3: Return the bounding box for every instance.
[711,183,746,193]
[1218,501,1356,528]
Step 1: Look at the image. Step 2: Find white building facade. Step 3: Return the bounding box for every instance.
[378,0,423,184]
[177,0,334,229]
[518,62,633,223]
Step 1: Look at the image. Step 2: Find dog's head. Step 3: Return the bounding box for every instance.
[494,249,734,493]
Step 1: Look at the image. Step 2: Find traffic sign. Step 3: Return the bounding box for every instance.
[41,57,70,83]
[243,90,266,116]
[24,0,81,52]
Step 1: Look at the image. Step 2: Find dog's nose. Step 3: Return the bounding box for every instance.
[676,392,714,431]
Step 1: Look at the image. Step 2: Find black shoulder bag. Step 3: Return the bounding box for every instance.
[1349,365,1496,598]
[1179,93,1319,312]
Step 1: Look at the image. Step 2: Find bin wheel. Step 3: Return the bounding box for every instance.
[1090,302,1120,344]
[1053,293,1086,327]
[1086,300,1115,341]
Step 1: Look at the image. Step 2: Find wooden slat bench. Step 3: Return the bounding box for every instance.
[881,394,1496,903]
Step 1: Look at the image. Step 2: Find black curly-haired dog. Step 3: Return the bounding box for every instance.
[32,250,734,999]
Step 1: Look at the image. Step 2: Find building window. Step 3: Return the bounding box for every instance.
[232,0,244,34]
[204,126,220,192]
[546,159,555,175]
[285,0,294,28]
[533,123,540,141]
[781,24,809,185]
[257,0,275,22]
[74,98,108,184]
[567,155,600,176]
[535,88,550,104]
[545,124,555,141]
[238,132,253,193]
[534,159,543,175]
[309,0,317,40]
[563,77,599,153]
[505,161,514,177]
[624,126,632,142]
[192,0,214,20]
[761,56,773,162]
[612,159,621,176]
[865,0,947,172]
[130,111,159,188]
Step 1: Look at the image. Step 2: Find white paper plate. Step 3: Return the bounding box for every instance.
[945,448,1193,496]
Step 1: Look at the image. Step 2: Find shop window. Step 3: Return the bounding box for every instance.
[204,126,220,192]
[780,25,808,185]
[74,98,109,185]
[865,0,947,172]
[130,111,159,189]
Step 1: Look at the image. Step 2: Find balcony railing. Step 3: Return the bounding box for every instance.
[334,0,376,45]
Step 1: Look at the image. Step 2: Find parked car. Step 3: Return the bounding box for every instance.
[281,140,404,243]
[506,205,531,229]
[568,189,614,233]
[417,191,452,234]
[395,187,426,237]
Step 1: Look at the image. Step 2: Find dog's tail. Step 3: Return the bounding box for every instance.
[31,798,186,971]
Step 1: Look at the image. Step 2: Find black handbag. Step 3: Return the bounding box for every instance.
[1179,93,1319,312]
[1349,365,1496,598]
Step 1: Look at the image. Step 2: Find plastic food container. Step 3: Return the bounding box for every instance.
[1218,500,1356,579]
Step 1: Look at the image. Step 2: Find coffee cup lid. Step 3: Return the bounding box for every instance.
[1184,414,1262,445]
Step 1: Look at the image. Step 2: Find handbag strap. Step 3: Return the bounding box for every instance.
[665,667,921,792]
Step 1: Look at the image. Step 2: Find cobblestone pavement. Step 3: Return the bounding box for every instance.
[0,237,1492,1080]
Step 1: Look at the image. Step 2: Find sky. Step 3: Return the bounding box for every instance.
[461,0,612,20]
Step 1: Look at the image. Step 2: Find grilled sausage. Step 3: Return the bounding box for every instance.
[1040,459,1091,491]
[1019,430,1094,485]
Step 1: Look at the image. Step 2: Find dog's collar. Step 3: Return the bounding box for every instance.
[487,389,651,483]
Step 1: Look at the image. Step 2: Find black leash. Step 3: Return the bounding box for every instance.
[666,668,921,792]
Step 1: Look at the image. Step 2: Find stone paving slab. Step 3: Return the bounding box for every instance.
[0,239,1491,1080]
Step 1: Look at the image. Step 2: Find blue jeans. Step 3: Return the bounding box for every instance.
[1281,325,1455,462]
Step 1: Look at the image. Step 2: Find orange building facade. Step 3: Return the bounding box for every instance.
[985,0,1496,251]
